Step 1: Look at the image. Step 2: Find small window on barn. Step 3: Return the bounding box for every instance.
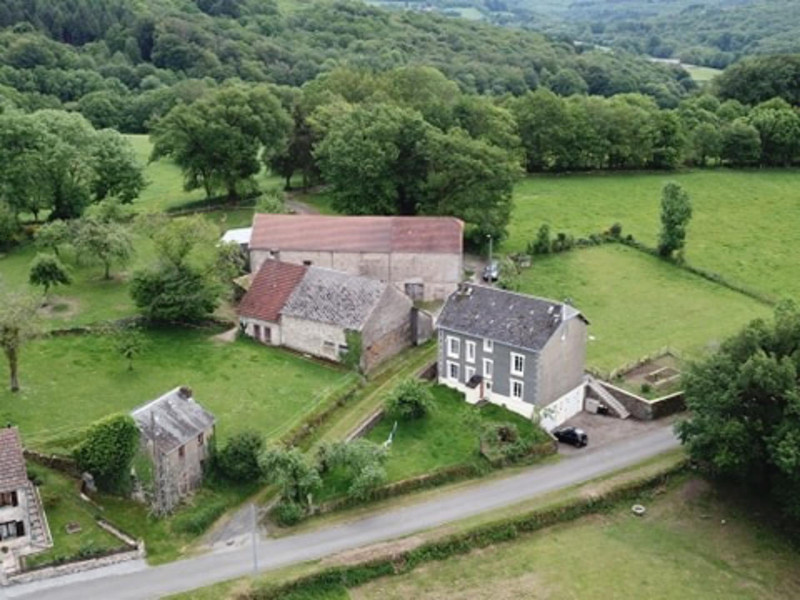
[178,445,185,459]
[197,432,205,447]
[303,260,312,266]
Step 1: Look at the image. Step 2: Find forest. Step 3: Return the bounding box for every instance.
[0,0,692,133]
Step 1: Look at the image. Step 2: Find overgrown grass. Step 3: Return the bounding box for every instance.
[0,328,351,453]
[96,479,258,564]
[508,169,800,300]
[351,476,800,600]
[24,464,124,569]
[316,385,550,501]
[516,244,771,371]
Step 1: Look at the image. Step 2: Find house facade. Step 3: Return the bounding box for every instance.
[239,260,418,372]
[247,214,463,302]
[0,427,51,575]
[437,284,588,430]
[131,387,215,515]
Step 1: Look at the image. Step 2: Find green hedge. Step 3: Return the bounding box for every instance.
[250,460,688,599]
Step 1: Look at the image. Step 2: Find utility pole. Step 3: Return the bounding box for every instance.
[251,502,258,576]
[487,234,493,286]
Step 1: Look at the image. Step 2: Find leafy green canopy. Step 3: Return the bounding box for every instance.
[678,301,800,521]
[74,414,140,494]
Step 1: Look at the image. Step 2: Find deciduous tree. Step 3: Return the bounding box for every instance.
[0,291,41,392]
[29,253,71,297]
[657,182,692,259]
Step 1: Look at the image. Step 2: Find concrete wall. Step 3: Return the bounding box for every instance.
[281,315,347,363]
[592,381,686,421]
[250,249,461,301]
[537,317,588,408]
[362,286,413,372]
[239,316,282,345]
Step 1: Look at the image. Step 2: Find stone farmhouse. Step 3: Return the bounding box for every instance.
[238,260,420,372]
[247,214,463,302]
[131,388,215,515]
[0,427,51,576]
[437,284,589,431]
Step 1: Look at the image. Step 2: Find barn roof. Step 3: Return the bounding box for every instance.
[237,260,307,323]
[250,214,463,255]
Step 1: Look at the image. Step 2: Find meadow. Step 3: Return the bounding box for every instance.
[0,329,354,452]
[507,169,800,301]
[349,477,800,600]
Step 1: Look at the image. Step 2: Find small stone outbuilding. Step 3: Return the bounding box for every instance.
[131,388,215,515]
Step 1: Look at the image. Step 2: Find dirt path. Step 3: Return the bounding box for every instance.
[285,188,323,215]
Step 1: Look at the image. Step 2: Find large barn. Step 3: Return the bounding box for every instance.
[247,214,463,302]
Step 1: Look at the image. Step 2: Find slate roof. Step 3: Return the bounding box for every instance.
[131,387,215,453]
[438,284,588,352]
[282,267,387,331]
[0,427,28,491]
[237,260,307,322]
[250,214,463,255]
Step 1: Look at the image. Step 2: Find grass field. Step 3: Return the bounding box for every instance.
[0,328,354,452]
[508,169,800,301]
[684,63,723,83]
[516,244,771,371]
[25,464,125,569]
[350,476,800,600]
[318,385,549,501]
[126,134,284,213]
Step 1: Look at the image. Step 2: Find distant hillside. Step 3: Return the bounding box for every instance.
[0,0,691,131]
[372,0,800,70]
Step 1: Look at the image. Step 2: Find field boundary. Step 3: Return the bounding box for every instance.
[248,459,689,599]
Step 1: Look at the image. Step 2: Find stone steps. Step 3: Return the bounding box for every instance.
[585,376,631,419]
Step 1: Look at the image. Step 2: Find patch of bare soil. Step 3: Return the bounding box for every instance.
[37,296,80,320]
[680,477,711,503]
[211,326,239,343]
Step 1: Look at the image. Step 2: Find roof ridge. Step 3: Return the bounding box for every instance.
[131,386,185,416]
[463,283,567,307]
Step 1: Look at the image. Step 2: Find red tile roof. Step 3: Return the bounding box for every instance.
[0,427,28,491]
[250,214,463,254]
[237,260,307,322]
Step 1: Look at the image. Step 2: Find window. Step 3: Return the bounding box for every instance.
[303,260,312,266]
[465,366,476,382]
[483,358,493,380]
[0,492,18,507]
[447,336,461,358]
[465,341,476,363]
[447,361,460,381]
[511,379,524,400]
[197,432,205,447]
[483,338,493,353]
[338,344,349,358]
[178,445,185,459]
[0,521,23,541]
[511,352,525,376]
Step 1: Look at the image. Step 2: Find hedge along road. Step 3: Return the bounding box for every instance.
[7,425,680,600]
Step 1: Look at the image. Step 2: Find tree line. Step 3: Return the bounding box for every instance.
[0,0,691,134]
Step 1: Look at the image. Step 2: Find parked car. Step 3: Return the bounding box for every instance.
[554,427,588,448]
[482,260,500,282]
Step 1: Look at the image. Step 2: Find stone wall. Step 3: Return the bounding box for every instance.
[592,381,685,421]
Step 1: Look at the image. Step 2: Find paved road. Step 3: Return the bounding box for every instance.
[6,425,680,600]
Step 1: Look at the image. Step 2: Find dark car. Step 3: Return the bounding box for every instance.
[554,427,588,448]
[482,260,500,282]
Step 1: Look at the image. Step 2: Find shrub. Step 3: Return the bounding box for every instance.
[261,447,321,505]
[215,430,264,482]
[385,378,434,420]
[130,264,221,322]
[274,500,304,527]
[322,439,388,500]
[640,382,652,394]
[528,223,551,255]
[73,414,139,494]
[608,222,623,238]
[172,498,228,534]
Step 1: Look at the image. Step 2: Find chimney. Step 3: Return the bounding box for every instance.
[178,386,192,400]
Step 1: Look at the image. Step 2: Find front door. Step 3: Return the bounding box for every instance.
[253,324,261,342]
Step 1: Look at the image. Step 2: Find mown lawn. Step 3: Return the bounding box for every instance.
[508,169,800,300]
[516,244,771,372]
[24,464,124,569]
[350,476,800,600]
[317,385,550,501]
[1,328,355,452]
